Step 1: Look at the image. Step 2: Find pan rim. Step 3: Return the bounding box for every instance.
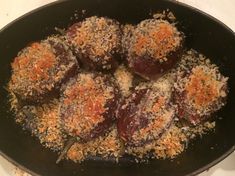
[0,0,234,176]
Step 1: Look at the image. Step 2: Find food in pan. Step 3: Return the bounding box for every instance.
[16,100,64,151]
[117,79,174,147]
[173,51,228,125]
[123,19,184,80]
[8,13,228,164]
[60,73,119,141]
[8,36,79,103]
[114,64,134,97]
[66,16,122,71]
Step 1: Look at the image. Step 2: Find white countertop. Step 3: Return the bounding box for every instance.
[0,0,235,175]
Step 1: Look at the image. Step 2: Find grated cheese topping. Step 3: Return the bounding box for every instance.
[7,11,228,164]
[60,73,115,139]
[174,50,228,117]
[9,36,78,100]
[66,16,121,60]
[114,65,134,97]
[128,19,182,62]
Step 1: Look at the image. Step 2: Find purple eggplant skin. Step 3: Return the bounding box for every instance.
[117,88,174,147]
[9,37,79,104]
[82,89,120,142]
[130,47,183,80]
[59,73,121,142]
[65,16,122,72]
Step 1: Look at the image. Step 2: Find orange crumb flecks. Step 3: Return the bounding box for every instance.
[70,16,120,58]
[152,96,166,113]
[152,23,174,42]
[185,66,219,110]
[132,21,181,60]
[154,126,185,158]
[62,74,114,137]
[64,83,106,133]
[133,35,148,54]
[139,116,165,135]
[11,42,56,82]
[36,102,64,150]
[75,30,88,46]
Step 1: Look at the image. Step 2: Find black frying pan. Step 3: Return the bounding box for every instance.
[0,0,235,176]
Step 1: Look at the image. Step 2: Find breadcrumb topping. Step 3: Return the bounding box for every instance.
[67,127,122,162]
[114,65,133,97]
[35,101,64,150]
[129,19,182,61]
[185,66,226,111]
[174,50,228,119]
[60,73,115,138]
[7,11,228,165]
[9,36,78,102]
[118,75,175,146]
[13,100,65,151]
[12,42,56,81]
[121,24,135,55]
[66,16,121,60]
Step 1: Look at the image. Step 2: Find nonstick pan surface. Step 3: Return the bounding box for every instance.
[0,0,235,176]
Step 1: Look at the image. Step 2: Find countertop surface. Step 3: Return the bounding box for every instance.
[0,0,235,175]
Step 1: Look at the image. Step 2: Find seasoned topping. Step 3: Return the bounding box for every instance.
[121,24,135,54]
[174,50,228,123]
[67,16,121,60]
[35,101,64,150]
[60,73,116,138]
[126,125,187,159]
[15,100,64,151]
[129,19,182,61]
[9,36,78,102]
[131,107,174,145]
[124,19,183,80]
[8,12,228,164]
[67,127,122,162]
[114,65,133,97]
[185,66,225,110]
[117,78,174,146]
[11,42,56,82]
[151,96,166,112]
